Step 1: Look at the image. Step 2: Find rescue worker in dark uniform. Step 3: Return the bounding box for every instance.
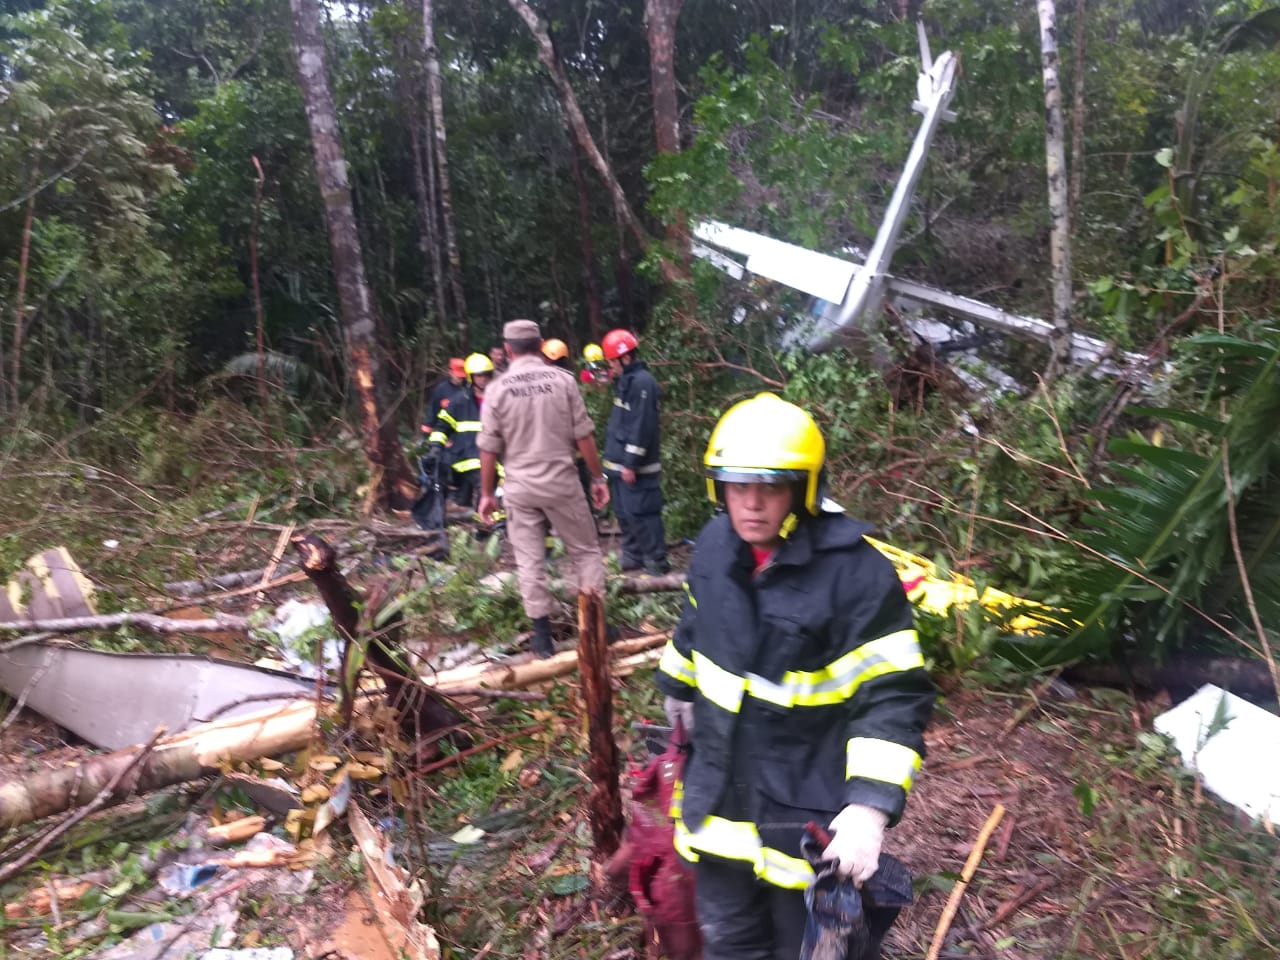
[428,352,493,510]
[421,358,467,503]
[601,328,667,574]
[424,358,466,438]
[655,393,935,960]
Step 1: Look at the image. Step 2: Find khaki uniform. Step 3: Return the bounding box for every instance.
[478,353,605,618]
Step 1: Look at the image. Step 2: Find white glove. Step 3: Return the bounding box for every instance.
[663,696,694,735]
[822,804,889,884]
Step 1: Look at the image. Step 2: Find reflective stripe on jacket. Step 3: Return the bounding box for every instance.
[603,360,661,473]
[431,387,483,473]
[654,512,935,888]
[424,379,464,442]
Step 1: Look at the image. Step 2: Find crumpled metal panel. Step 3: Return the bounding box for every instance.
[0,644,320,749]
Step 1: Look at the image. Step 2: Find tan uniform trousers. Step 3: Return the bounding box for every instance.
[505,490,605,621]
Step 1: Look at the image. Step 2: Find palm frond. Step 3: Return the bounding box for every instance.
[1009,327,1280,668]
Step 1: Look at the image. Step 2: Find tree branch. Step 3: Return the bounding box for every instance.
[0,148,91,215]
[0,612,250,648]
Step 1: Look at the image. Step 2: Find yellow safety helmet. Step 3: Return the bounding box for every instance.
[542,338,569,362]
[582,343,604,364]
[464,352,494,379]
[704,393,826,516]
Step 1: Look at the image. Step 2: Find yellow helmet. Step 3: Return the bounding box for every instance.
[464,352,494,379]
[704,393,826,515]
[582,343,604,364]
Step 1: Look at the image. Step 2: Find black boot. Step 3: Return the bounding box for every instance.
[532,617,554,659]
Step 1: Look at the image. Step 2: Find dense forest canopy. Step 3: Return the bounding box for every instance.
[1,0,1278,673]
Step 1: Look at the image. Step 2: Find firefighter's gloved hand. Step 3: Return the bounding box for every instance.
[663,696,694,735]
[823,804,889,884]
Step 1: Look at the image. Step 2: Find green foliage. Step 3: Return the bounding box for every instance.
[649,36,879,247]
[396,531,527,639]
[1015,326,1280,667]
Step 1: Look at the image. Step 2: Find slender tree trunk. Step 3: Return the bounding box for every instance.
[10,186,37,411]
[409,106,449,337]
[614,211,635,328]
[507,0,653,256]
[391,16,448,343]
[421,0,466,344]
[249,156,272,421]
[644,0,689,274]
[1037,0,1074,381]
[412,22,451,343]
[288,0,417,512]
[1068,0,1087,231]
[569,139,604,341]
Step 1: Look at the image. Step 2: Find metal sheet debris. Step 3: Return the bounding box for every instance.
[0,547,96,622]
[0,644,320,750]
[1153,683,1280,824]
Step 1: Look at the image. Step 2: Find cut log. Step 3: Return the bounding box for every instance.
[621,573,686,594]
[577,593,623,861]
[423,632,669,689]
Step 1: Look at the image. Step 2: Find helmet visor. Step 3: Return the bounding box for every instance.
[706,466,808,486]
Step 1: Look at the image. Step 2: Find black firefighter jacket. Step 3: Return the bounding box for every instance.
[655,511,935,890]
[603,360,661,475]
[430,387,483,474]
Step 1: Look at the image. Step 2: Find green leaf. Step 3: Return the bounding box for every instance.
[550,872,589,896]
[1073,781,1099,817]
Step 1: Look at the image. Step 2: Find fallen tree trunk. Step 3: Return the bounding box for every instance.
[0,611,250,642]
[164,567,290,598]
[0,694,334,828]
[0,631,671,827]
[1065,656,1280,700]
[621,573,686,594]
[481,571,685,598]
[424,632,669,689]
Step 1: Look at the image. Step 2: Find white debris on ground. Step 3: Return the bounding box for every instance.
[1153,683,1280,825]
[267,599,342,679]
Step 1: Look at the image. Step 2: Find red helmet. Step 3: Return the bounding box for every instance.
[602,329,638,361]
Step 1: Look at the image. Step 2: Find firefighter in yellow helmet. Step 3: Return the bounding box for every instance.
[427,352,494,511]
[655,393,935,960]
[580,342,607,386]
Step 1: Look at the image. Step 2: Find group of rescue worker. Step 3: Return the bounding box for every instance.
[421,319,669,654]
[420,320,935,960]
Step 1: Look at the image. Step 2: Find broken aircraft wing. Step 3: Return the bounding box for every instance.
[0,643,322,750]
